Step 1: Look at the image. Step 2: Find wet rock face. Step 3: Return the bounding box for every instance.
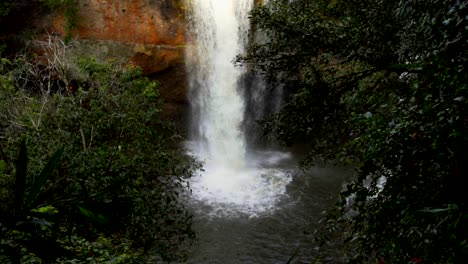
[48,0,189,122]
[75,0,183,45]
[51,0,186,74]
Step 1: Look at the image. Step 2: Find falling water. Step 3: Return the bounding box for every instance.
[185,0,291,215]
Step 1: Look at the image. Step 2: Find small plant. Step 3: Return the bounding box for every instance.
[0,139,65,262]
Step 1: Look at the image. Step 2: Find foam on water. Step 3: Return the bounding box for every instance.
[187,144,293,215]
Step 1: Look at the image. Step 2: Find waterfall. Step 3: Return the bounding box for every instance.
[187,0,252,170]
[185,0,291,215]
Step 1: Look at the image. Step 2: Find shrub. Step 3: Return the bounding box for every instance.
[0,37,196,262]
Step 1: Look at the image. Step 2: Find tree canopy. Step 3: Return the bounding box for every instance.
[242,0,468,263]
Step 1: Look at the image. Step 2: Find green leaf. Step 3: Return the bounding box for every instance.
[14,139,28,217]
[25,147,64,208]
[77,205,110,224]
[31,205,59,215]
[77,205,96,219]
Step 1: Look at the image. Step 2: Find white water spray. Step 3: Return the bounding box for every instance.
[186,0,291,214]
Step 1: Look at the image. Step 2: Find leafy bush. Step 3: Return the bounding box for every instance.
[0,37,196,262]
[243,0,468,263]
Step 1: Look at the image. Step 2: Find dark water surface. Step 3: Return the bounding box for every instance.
[184,161,348,264]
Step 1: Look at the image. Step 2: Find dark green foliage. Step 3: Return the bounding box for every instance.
[1,140,66,263]
[0,0,14,16]
[0,40,196,262]
[25,144,63,208]
[243,0,468,263]
[14,140,27,218]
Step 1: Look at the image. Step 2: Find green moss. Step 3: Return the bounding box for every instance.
[40,0,79,43]
[173,0,188,17]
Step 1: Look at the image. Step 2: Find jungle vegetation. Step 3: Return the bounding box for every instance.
[241,0,468,263]
[0,2,196,262]
[2,0,468,263]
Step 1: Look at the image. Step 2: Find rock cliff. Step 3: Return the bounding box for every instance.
[51,0,186,74]
[47,0,188,122]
